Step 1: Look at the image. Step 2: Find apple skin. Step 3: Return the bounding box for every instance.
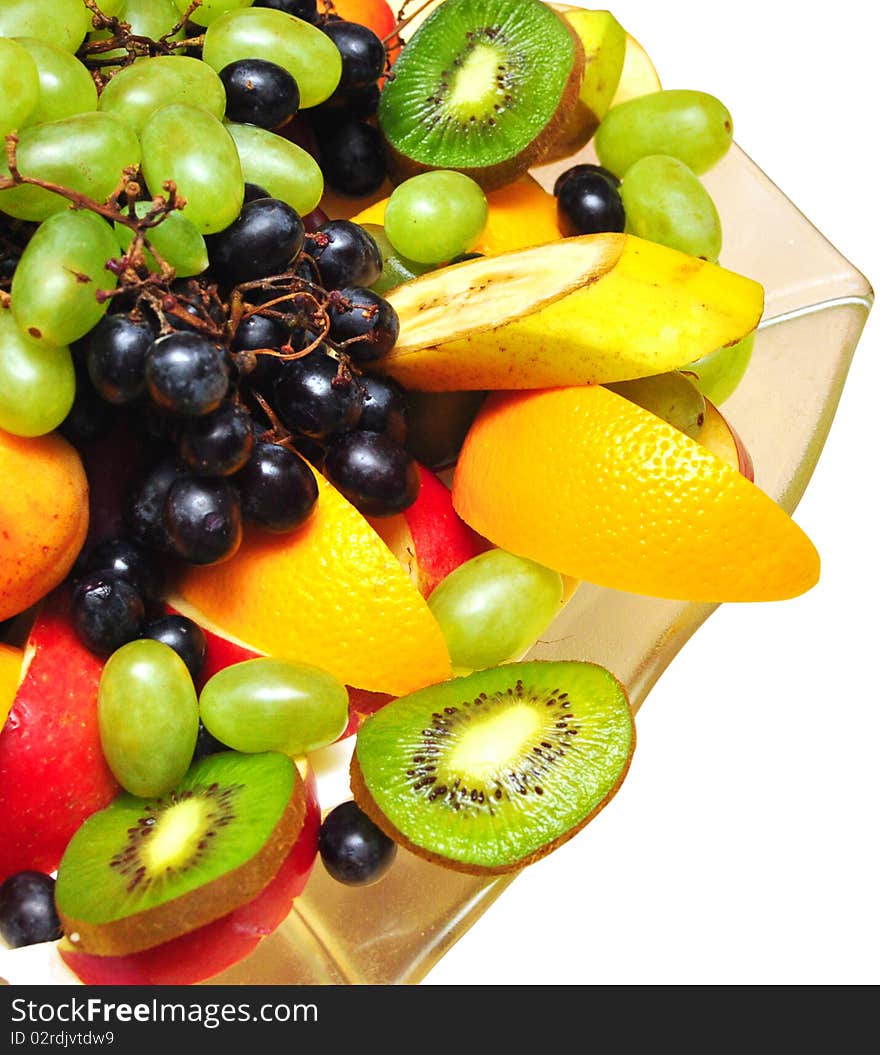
[0,588,119,883]
[369,464,490,598]
[699,399,755,482]
[59,768,321,985]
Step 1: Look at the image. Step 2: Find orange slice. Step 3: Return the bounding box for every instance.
[452,386,819,603]
[174,474,451,697]
[349,174,562,257]
[0,642,23,728]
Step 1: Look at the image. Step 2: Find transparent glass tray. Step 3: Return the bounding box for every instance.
[201,143,872,985]
[0,141,871,987]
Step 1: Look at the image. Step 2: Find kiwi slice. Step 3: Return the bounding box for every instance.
[54,751,306,956]
[379,0,586,191]
[351,661,634,874]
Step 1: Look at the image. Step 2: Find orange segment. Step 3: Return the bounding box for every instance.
[348,175,561,256]
[0,642,23,728]
[452,386,820,604]
[175,474,451,697]
[0,428,89,621]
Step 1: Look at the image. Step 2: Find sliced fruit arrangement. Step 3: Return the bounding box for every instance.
[351,661,635,874]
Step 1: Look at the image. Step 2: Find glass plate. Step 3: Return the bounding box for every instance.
[0,146,872,989]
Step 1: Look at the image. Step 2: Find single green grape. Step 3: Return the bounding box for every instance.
[596,89,734,177]
[361,223,432,295]
[99,56,227,136]
[175,0,255,27]
[0,0,91,53]
[0,39,40,138]
[203,7,342,108]
[94,0,126,14]
[11,210,119,347]
[384,171,489,265]
[621,154,722,262]
[87,0,185,64]
[140,104,244,234]
[226,122,324,216]
[0,112,141,223]
[12,37,98,126]
[428,549,564,672]
[685,332,756,406]
[199,658,349,756]
[0,306,75,437]
[606,371,706,440]
[98,639,199,798]
[115,201,209,277]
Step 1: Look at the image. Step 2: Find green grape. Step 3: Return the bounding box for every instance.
[115,201,208,277]
[199,658,349,756]
[606,371,706,440]
[203,7,342,108]
[0,112,141,222]
[225,122,323,216]
[175,0,255,27]
[596,89,734,177]
[86,0,185,64]
[384,171,489,265]
[0,306,75,437]
[12,37,98,126]
[0,0,91,53]
[11,209,119,347]
[0,39,40,138]
[427,549,564,672]
[685,332,756,406]
[95,0,126,14]
[621,154,722,263]
[98,639,199,798]
[362,223,432,295]
[140,104,244,234]
[99,56,226,136]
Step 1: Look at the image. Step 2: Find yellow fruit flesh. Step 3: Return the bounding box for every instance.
[0,642,23,727]
[452,386,819,604]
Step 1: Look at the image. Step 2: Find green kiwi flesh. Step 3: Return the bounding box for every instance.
[54,751,305,956]
[379,0,585,190]
[351,661,634,875]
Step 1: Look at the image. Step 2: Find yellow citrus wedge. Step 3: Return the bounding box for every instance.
[452,386,819,603]
[0,642,23,728]
[174,474,452,696]
[349,175,562,257]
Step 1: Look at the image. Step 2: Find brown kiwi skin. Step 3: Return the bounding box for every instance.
[58,772,307,957]
[383,16,586,193]
[349,715,636,877]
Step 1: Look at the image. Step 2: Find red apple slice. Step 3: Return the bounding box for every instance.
[0,588,119,883]
[369,464,489,598]
[699,399,755,481]
[59,768,321,985]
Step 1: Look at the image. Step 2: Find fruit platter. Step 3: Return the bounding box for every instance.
[0,0,873,987]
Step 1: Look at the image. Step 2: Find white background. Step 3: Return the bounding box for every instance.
[424,0,880,985]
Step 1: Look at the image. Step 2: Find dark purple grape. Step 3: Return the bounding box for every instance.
[0,872,62,948]
[220,58,300,129]
[254,0,318,22]
[207,198,305,286]
[71,572,145,656]
[318,801,396,886]
[329,286,399,362]
[553,163,621,197]
[163,476,243,565]
[236,441,319,532]
[317,82,381,119]
[83,537,164,601]
[163,278,227,335]
[145,332,230,417]
[141,614,207,680]
[125,458,187,551]
[273,348,363,438]
[358,374,407,443]
[231,312,288,354]
[59,366,116,446]
[192,721,229,761]
[86,313,155,404]
[556,169,626,236]
[324,430,419,517]
[321,20,386,90]
[317,118,387,198]
[243,181,272,203]
[311,219,382,290]
[179,401,255,476]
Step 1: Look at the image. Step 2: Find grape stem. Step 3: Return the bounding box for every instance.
[79,0,206,77]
